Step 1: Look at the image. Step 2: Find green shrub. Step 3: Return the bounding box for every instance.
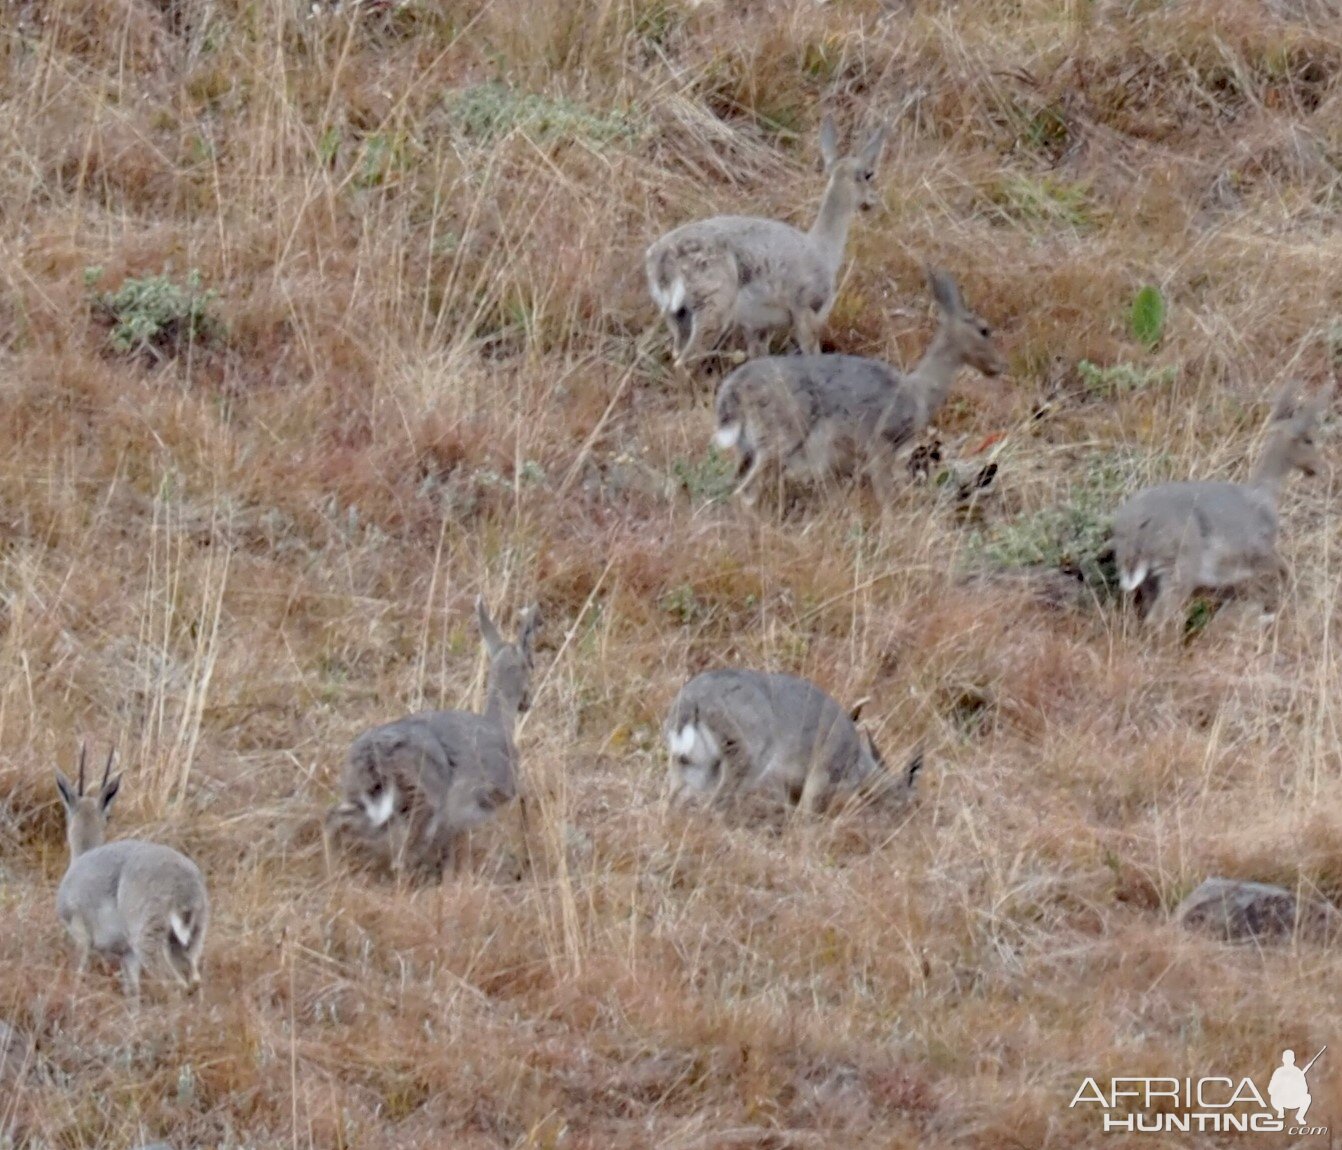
[89,268,222,360]
[967,451,1159,600]
[446,83,639,144]
[1076,359,1177,399]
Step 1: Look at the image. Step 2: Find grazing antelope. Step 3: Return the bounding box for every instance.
[712,269,1006,505]
[664,669,922,815]
[1112,383,1330,632]
[646,114,887,369]
[55,746,209,998]
[326,598,540,878]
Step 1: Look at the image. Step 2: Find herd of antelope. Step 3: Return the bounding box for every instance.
[52,114,1331,997]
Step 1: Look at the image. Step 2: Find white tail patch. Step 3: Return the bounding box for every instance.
[170,912,193,947]
[666,276,686,315]
[669,722,720,769]
[1119,563,1149,592]
[713,422,742,450]
[669,724,698,757]
[363,784,397,828]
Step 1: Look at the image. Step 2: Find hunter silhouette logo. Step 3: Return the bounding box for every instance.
[1269,1048,1324,1124]
[1071,1046,1328,1135]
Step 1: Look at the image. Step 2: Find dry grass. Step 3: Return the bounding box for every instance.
[2,0,1341,1145]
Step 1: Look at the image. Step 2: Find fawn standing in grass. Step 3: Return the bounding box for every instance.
[55,747,209,998]
[1112,382,1330,633]
[646,114,886,370]
[326,598,540,879]
[712,269,1006,506]
[665,669,922,816]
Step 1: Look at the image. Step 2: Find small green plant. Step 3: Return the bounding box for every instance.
[983,174,1096,229]
[90,269,222,360]
[1020,106,1070,157]
[1076,359,1178,399]
[659,584,703,624]
[800,36,845,81]
[1183,597,1216,640]
[316,126,341,168]
[1130,285,1166,349]
[356,131,417,188]
[672,449,736,504]
[471,460,546,489]
[447,83,639,144]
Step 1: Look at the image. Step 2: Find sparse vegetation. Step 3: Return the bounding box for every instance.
[2,1,1340,1147]
[982,172,1098,230]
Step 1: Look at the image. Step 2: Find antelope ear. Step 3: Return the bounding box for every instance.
[904,746,926,790]
[864,730,888,769]
[1304,383,1333,420]
[927,268,964,317]
[519,604,542,661]
[848,696,871,723]
[99,775,121,812]
[857,123,887,169]
[818,114,840,171]
[476,596,505,656]
[55,771,77,812]
[1270,381,1300,422]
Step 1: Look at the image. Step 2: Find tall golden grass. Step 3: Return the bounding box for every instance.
[1,0,1340,1145]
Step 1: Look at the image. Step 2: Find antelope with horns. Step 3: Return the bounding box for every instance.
[55,746,209,998]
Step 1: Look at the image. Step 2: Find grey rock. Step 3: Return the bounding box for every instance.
[1174,878,1342,943]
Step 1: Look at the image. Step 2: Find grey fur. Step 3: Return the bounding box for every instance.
[646,115,887,368]
[1112,383,1329,631]
[54,746,209,998]
[712,269,1005,504]
[664,669,920,815]
[327,599,540,878]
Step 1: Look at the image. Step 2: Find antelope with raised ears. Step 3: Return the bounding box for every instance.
[55,745,209,998]
[1112,382,1331,633]
[646,114,887,370]
[712,268,1006,506]
[326,598,541,879]
[664,669,922,816]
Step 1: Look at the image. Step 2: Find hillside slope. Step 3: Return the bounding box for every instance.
[1,1,1341,1146]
